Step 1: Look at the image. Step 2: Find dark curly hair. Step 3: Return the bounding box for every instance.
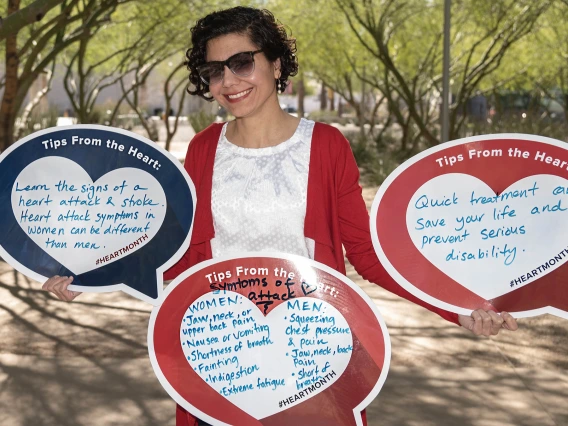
[185,6,298,101]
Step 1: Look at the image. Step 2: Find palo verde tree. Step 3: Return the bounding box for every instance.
[0,0,129,151]
[333,0,552,149]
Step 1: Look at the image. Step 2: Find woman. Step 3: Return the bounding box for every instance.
[44,6,517,426]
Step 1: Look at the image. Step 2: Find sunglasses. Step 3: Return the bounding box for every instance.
[197,50,263,86]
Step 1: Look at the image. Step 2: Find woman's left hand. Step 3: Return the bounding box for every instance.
[458,309,518,336]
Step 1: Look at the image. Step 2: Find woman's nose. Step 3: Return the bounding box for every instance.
[222,65,239,87]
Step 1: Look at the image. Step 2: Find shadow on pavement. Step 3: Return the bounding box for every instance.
[1,258,567,426]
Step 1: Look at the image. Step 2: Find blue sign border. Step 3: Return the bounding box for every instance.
[0,125,195,305]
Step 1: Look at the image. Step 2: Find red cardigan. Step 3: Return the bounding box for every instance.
[165,122,459,426]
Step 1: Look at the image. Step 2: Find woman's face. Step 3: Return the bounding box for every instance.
[205,33,280,119]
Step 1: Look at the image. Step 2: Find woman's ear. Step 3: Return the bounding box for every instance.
[273,58,282,79]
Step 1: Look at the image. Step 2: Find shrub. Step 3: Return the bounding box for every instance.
[188,109,216,133]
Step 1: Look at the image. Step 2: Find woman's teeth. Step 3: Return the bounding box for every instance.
[228,89,252,99]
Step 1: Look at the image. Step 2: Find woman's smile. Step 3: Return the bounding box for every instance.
[224,88,254,103]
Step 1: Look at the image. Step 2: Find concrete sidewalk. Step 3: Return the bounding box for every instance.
[0,187,566,425]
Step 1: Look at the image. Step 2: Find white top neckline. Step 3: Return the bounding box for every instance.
[219,118,308,156]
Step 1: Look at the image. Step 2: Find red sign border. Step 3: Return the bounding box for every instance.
[147,252,392,426]
[371,133,568,319]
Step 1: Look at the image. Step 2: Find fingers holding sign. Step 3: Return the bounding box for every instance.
[499,312,519,331]
[42,275,82,302]
[458,309,518,336]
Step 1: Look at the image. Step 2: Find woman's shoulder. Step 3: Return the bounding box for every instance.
[184,122,225,169]
[311,121,351,152]
[190,122,225,147]
[312,121,344,137]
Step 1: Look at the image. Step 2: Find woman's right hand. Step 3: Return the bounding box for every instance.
[42,275,82,302]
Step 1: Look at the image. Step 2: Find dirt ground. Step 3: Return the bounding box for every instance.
[0,187,567,426]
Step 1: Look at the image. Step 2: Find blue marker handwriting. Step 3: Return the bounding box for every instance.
[13,176,162,253]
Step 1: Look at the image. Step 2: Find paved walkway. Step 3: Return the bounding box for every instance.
[0,191,567,425]
[130,121,194,162]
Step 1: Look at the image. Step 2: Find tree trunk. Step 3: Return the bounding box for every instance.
[297,76,305,118]
[16,63,55,140]
[360,68,366,135]
[329,88,335,111]
[0,0,21,151]
[320,82,327,111]
[77,30,90,123]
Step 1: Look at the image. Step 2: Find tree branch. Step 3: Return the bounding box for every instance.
[0,0,64,41]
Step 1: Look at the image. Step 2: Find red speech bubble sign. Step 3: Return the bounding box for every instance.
[371,134,568,319]
[148,253,390,426]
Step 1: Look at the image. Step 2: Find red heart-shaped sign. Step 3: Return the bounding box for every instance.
[371,134,568,319]
[149,254,390,426]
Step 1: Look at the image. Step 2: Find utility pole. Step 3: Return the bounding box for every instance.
[441,0,451,143]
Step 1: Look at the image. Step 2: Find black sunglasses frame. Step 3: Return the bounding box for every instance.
[197,50,263,86]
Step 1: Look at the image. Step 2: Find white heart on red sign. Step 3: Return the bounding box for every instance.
[406,173,568,300]
[181,292,353,419]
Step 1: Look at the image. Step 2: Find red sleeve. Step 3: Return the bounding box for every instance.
[335,135,459,325]
[176,405,198,426]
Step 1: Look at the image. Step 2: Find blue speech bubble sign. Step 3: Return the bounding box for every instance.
[0,125,195,305]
